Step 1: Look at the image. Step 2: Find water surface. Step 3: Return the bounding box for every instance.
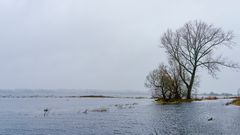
[0,97,239,135]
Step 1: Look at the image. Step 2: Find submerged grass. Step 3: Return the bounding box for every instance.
[154,96,220,105]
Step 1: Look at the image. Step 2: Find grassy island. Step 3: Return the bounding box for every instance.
[155,98,203,105]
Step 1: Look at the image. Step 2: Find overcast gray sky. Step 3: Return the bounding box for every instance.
[0,0,240,93]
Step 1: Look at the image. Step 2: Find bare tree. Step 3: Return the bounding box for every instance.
[145,64,170,100]
[161,20,238,99]
[168,59,198,99]
[145,63,185,100]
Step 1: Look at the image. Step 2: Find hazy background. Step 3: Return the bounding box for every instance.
[0,0,239,94]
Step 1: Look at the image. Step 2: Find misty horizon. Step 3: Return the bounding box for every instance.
[0,0,240,94]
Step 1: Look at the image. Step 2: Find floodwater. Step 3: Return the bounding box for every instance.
[0,97,239,135]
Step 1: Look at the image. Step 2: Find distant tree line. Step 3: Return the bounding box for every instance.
[145,20,238,100]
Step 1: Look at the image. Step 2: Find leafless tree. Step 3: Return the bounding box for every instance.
[145,63,185,100]
[161,20,238,99]
[145,64,169,100]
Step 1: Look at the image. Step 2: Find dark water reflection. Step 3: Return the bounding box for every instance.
[0,98,239,135]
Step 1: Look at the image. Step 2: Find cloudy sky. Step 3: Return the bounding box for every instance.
[0,0,240,93]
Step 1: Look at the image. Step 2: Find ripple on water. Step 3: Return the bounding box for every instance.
[0,98,239,135]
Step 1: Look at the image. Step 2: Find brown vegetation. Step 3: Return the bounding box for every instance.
[204,96,218,100]
[155,98,203,105]
[230,98,240,106]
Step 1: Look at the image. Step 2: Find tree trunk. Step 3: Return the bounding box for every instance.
[161,88,166,100]
[186,67,197,99]
[186,87,192,99]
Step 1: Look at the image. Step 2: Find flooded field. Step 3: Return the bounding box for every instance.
[0,97,239,135]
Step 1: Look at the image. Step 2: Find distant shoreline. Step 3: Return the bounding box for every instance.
[0,95,149,99]
[0,95,237,101]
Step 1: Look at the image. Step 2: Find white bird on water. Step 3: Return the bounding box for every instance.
[83,109,88,114]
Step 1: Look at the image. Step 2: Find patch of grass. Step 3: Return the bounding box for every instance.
[204,96,218,100]
[231,98,240,106]
[155,98,203,105]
